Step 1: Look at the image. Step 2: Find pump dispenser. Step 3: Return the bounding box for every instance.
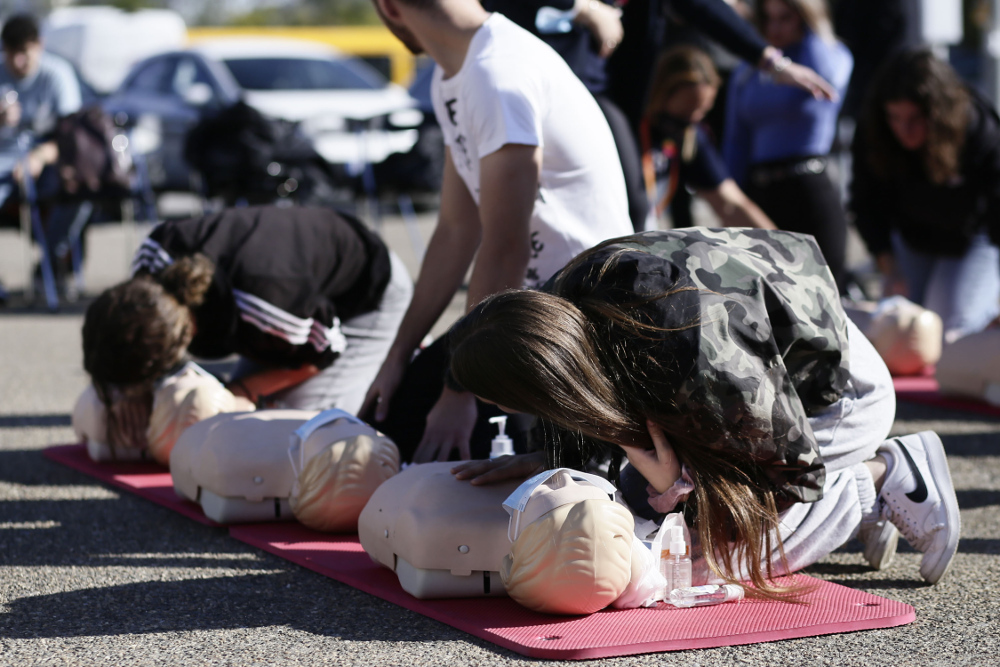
[660,525,692,596]
[488,416,514,458]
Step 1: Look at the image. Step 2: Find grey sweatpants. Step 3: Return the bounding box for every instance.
[713,318,895,581]
[234,252,413,415]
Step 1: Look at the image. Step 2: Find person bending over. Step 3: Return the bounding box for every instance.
[83,206,412,445]
[362,0,632,462]
[852,48,1000,343]
[449,228,961,594]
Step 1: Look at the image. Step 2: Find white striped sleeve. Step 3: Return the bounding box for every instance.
[233,289,347,355]
[131,237,174,276]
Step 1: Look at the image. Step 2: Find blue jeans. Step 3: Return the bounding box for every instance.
[891,231,1000,341]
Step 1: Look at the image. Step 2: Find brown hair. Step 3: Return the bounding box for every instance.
[864,48,970,185]
[82,253,215,446]
[754,0,835,43]
[645,46,720,119]
[449,245,803,602]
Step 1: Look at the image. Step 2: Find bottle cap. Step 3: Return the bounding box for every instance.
[489,416,513,458]
[668,525,686,556]
[723,584,744,602]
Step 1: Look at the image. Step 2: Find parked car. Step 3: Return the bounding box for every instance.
[102,38,423,193]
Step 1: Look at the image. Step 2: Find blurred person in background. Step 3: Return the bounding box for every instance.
[481,0,648,230]
[0,14,80,201]
[851,48,1000,343]
[723,0,852,291]
[0,13,81,301]
[642,46,775,231]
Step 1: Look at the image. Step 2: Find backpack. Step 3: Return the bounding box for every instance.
[55,106,132,199]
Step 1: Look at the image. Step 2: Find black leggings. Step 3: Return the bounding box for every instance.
[594,94,648,232]
[745,159,848,292]
[362,335,536,463]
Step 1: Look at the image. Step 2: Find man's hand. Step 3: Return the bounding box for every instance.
[361,352,409,423]
[412,386,479,462]
[452,451,546,485]
[773,62,837,101]
[574,0,624,58]
[619,419,681,493]
[0,100,21,127]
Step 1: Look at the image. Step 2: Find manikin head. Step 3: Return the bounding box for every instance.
[82,254,215,447]
[1,14,43,81]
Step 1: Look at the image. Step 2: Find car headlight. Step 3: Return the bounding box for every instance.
[388,109,423,129]
[302,115,347,134]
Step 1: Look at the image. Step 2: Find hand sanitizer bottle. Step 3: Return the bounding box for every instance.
[488,416,514,459]
[660,525,692,595]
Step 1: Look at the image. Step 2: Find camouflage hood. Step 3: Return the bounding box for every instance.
[549,228,851,505]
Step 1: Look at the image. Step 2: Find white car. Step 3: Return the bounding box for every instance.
[103,37,422,191]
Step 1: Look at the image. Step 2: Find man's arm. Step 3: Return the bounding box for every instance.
[699,179,777,229]
[362,148,482,421]
[412,143,541,463]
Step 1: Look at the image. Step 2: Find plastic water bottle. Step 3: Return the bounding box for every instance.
[669,584,744,608]
[660,525,692,595]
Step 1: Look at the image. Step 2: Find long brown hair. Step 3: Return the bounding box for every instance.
[864,48,970,185]
[82,253,215,447]
[449,246,803,601]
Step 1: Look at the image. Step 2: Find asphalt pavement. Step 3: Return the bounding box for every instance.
[1,214,999,666]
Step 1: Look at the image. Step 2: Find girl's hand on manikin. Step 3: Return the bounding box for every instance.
[620,420,682,493]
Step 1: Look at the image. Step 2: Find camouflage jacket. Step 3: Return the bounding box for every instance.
[550,228,851,506]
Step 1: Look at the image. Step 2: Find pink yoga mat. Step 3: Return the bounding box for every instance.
[229,522,915,660]
[893,375,1000,417]
[45,443,916,659]
[43,443,221,527]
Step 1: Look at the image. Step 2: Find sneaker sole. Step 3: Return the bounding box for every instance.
[915,431,961,584]
[864,520,898,571]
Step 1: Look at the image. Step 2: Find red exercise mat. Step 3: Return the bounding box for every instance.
[893,376,1000,418]
[229,522,915,660]
[43,443,221,527]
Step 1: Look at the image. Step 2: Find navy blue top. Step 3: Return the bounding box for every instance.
[482,0,610,93]
[723,32,853,185]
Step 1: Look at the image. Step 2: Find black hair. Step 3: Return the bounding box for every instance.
[1,14,40,51]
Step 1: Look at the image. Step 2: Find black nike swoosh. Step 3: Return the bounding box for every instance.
[897,439,929,503]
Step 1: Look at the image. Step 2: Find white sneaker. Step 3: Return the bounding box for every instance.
[877,432,961,584]
[858,517,898,570]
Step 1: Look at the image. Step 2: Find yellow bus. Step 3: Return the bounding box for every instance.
[187,26,418,86]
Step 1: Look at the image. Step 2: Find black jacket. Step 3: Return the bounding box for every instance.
[851,89,1000,258]
[132,206,392,369]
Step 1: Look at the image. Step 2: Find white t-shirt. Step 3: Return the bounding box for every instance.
[431,13,630,288]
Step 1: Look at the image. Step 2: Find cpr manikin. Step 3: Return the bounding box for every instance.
[936,329,1000,405]
[146,365,256,464]
[843,296,943,376]
[72,364,254,463]
[359,466,666,614]
[170,408,399,525]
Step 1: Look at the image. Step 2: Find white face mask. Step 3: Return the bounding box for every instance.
[502,468,618,543]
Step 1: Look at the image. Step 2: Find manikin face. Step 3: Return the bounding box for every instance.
[372,0,426,55]
[3,40,42,80]
[761,0,804,50]
[661,83,718,125]
[885,99,929,151]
